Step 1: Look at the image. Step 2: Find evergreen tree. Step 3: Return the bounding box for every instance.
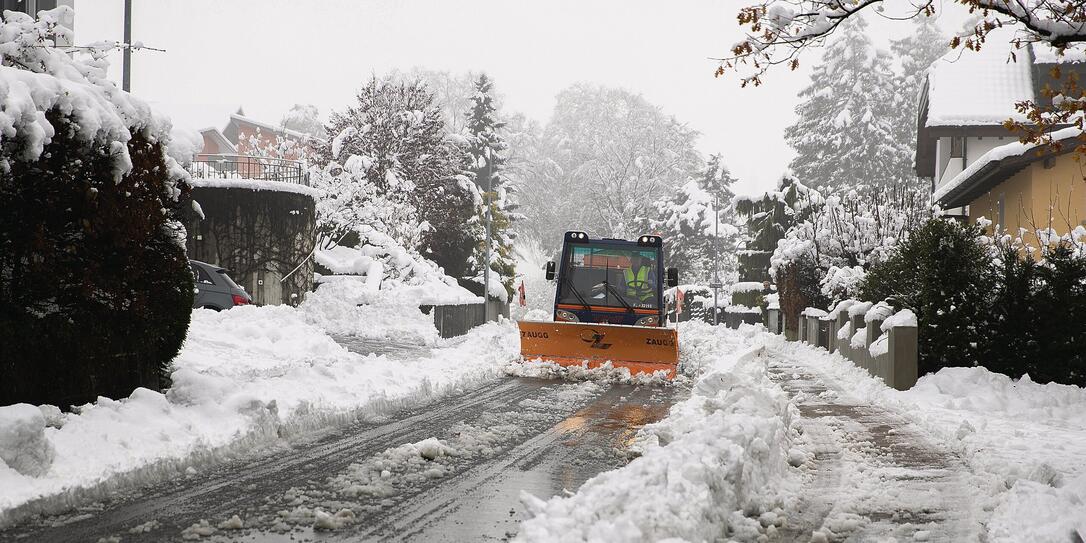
[654,154,739,284]
[890,16,948,171]
[785,17,911,190]
[464,73,516,296]
[318,77,476,277]
[734,175,820,282]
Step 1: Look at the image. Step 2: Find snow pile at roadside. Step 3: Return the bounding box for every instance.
[298,280,440,343]
[0,405,54,477]
[0,305,518,525]
[516,327,798,542]
[769,336,1086,542]
[904,366,1086,426]
[314,237,480,307]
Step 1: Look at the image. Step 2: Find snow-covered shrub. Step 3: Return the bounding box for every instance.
[769,185,928,291]
[859,219,994,377]
[820,265,865,301]
[0,8,193,406]
[981,234,1086,386]
[862,218,1086,385]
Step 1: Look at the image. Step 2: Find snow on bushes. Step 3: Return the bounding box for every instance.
[860,218,1086,386]
[517,327,798,542]
[0,7,194,406]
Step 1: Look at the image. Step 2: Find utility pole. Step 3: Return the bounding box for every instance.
[710,193,722,326]
[122,0,132,92]
[483,151,493,322]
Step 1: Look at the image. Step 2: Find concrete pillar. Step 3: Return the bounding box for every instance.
[866,319,885,381]
[806,315,820,345]
[798,316,807,343]
[819,318,834,352]
[767,308,781,334]
[835,313,851,357]
[889,326,919,390]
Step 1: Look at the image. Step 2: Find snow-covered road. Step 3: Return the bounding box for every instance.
[4,311,1083,542]
[4,375,682,543]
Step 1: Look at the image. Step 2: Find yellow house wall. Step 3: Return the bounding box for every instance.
[968,153,1086,245]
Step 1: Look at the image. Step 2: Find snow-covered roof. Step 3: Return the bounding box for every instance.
[230,113,316,142]
[151,102,245,133]
[1031,42,1086,64]
[933,125,1082,207]
[925,35,1034,127]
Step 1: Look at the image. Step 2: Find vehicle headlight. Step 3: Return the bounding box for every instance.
[556,309,579,322]
[636,315,659,326]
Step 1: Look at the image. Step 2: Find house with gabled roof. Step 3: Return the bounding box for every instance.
[916,36,1086,242]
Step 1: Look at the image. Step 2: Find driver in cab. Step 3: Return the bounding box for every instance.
[623,254,655,306]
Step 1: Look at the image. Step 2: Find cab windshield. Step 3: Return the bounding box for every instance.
[558,244,660,309]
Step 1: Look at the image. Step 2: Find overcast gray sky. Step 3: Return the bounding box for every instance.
[76,0,967,196]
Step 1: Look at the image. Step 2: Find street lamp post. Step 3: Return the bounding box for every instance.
[483,151,492,322]
[122,0,132,92]
[710,193,723,326]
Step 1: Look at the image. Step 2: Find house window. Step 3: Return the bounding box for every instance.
[1,0,58,13]
[950,137,964,159]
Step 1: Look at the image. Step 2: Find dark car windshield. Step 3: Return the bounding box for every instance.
[558,244,659,309]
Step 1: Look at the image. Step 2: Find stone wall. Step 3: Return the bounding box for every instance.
[182,185,316,306]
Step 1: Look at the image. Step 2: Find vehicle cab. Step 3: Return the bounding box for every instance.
[546,231,678,327]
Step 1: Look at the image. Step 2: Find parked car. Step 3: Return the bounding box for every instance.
[189,260,252,310]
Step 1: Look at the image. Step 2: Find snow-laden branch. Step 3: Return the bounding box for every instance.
[719,0,1086,86]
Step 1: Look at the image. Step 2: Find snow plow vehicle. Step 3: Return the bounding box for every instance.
[517,231,680,378]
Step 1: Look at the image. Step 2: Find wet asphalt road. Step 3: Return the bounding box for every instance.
[2,337,686,543]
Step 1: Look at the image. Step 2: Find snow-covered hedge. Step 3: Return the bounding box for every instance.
[0,8,194,406]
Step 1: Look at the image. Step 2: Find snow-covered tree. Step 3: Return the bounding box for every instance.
[653,154,740,283]
[735,175,821,283]
[785,17,912,191]
[281,103,327,140]
[768,183,931,303]
[721,0,1084,86]
[464,73,516,295]
[317,77,476,277]
[721,0,1086,158]
[387,68,497,134]
[890,17,949,165]
[516,84,701,251]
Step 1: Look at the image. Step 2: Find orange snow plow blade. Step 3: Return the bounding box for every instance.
[517,321,679,378]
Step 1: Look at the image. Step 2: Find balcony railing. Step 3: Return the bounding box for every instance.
[189,154,309,185]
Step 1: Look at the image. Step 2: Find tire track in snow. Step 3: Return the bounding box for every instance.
[353,383,682,542]
[768,353,985,542]
[2,377,555,543]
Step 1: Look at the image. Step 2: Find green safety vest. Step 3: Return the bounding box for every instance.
[623,266,650,300]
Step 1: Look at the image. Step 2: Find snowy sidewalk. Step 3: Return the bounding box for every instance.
[768,354,983,541]
[766,336,1086,543]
